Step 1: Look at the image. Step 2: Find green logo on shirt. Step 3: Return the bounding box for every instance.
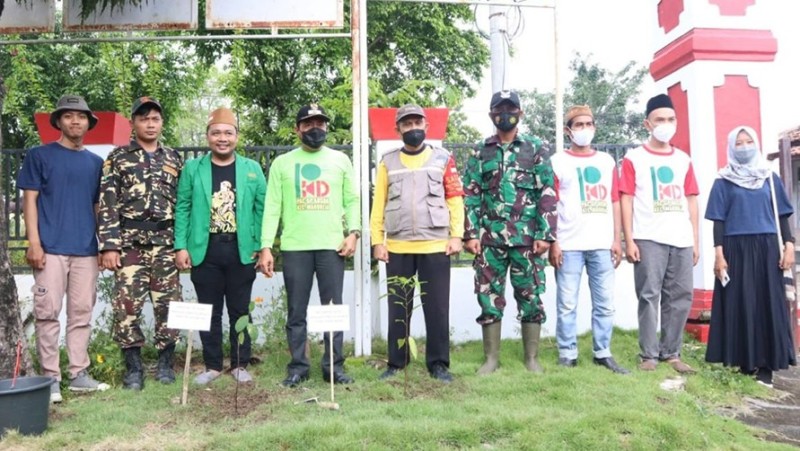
[294,163,330,210]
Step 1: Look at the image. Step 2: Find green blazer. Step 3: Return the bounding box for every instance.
[174,154,267,266]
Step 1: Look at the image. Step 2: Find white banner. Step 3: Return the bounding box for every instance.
[206,0,343,29]
[307,304,351,333]
[0,0,55,34]
[166,302,212,331]
[63,0,198,32]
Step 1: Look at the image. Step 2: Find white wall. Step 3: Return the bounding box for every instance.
[15,261,639,347]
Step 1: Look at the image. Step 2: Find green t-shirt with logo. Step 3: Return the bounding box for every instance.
[261,147,360,251]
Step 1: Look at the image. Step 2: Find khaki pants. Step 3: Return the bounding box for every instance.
[32,254,98,380]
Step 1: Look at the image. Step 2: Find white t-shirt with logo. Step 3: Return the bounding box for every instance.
[619,145,699,248]
[552,150,619,251]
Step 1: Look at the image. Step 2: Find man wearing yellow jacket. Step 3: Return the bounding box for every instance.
[370,104,464,383]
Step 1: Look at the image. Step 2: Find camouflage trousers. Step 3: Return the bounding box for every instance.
[473,245,546,325]
[113,244,181,350]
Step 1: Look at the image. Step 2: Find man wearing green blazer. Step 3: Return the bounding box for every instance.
[174,107,267,385]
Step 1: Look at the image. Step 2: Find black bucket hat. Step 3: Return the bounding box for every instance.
[49,95,98,130]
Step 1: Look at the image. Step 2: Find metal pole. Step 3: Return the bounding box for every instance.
[488,5,505,93]
[357,0,372,357]
[553,2,564,152]
[351,0,371,357]
[0,33,352,46]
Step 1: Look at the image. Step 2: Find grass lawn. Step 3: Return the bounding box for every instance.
[1,329,791,450]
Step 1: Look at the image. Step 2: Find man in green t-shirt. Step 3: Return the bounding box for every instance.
[259,104,361,388]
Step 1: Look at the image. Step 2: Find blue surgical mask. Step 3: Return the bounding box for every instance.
[732,145,757,164]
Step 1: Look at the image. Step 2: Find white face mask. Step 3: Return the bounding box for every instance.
[569,128,595,147]
[651,123,676,143]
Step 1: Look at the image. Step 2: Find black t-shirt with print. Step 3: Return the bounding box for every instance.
[210,162,237,233]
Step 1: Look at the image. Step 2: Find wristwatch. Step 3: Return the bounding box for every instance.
[349,229,361,239]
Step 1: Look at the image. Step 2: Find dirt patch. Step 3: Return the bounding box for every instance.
[190,383,274,419]
[48,408,75,423]
[736,365,800,446]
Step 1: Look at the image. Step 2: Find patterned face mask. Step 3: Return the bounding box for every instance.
[492,112,520,132]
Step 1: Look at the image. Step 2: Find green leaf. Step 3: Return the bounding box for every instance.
[249,302,256,313]
[397,338,406,349]
[238,333,245,345]
[234,315,250,333]
[408,337,418,361]
[247,324,259,343]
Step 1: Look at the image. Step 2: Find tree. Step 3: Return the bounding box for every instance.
[194,2,489,145]
[520,54,649,146]
[0,76,33,379]
[1,39,210,149]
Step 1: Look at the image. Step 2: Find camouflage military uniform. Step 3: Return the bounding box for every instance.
[463,134,557,325]
[97,142,183,350]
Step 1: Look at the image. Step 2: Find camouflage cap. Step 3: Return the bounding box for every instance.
[131,96,162,116]
[395,104,426,123]
[50,94,99,130]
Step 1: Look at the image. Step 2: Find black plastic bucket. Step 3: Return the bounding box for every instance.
[0,376,54,436]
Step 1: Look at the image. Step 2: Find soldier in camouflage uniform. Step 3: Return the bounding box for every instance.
[463,90,557,375]
[97,97,183,390]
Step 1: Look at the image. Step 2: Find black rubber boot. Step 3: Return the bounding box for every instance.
[156,344,176,384]
[122,347,144,391]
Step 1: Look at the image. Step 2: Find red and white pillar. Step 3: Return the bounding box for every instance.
[34,111,132,159]
[650,0,778,340]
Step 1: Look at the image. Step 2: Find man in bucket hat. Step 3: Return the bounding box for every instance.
[17,94,109,403]
[97,96,184,390]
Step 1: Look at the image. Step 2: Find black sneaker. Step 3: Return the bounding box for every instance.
[756,368,774,388]
[430,364,453,384]
[323,371,354,385]
[379,367,400,380]
[593,357,631,375]
[558,357,577,367]
[281,373,309,388]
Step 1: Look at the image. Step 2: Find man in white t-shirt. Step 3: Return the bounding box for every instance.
[620,94,699,374]
[549,105,629,374]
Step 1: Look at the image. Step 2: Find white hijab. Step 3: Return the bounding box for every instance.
[718,125,771,190]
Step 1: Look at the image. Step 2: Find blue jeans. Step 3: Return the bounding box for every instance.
[555,250,615,360]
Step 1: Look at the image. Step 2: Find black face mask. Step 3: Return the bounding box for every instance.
[301,127,327,149]
[492,112,520,132]
[401,129,426,148]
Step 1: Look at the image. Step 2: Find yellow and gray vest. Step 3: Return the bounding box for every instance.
[382,146,451,241]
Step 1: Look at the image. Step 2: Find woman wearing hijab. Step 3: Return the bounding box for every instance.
[704,125,796,387]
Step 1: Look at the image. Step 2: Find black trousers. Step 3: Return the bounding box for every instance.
[386,252,451,372]
[283,250,346,377]
[190,235,256,371]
